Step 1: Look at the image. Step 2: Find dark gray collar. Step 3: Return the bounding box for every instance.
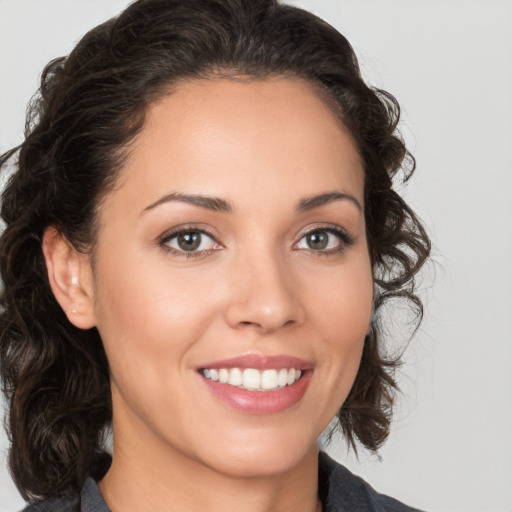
[80,478,110,512]
[318,452,424,512]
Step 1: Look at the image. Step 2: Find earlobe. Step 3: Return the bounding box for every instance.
[42,226,97,329]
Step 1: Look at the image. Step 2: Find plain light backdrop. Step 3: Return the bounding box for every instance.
[1,1,511,511]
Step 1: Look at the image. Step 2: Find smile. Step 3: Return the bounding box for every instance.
[198,355,313,414]
[201,367,302,391]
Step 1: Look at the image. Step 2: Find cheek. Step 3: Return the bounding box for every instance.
[307,255,373,336]
[304,253,373,397]
[91,256,222,382]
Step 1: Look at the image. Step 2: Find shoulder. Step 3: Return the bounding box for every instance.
[19,477,108,512]
[319,452,425,512]
[20,494,79,512]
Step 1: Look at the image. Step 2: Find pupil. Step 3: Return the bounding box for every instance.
[307,232,328,250]
[178,232,201,251]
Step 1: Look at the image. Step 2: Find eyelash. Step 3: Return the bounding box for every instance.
[294,224,354,255]
[159,227,220,259]
[158,224,354,258]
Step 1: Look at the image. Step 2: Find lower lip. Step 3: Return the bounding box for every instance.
[201,371,312,414]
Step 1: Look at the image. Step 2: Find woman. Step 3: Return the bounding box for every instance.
[0,0,430,510]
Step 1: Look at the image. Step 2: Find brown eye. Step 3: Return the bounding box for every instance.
[304,231,329,250]
[295,227,351,252]
[162,230,218,253]
[177,232,202,251]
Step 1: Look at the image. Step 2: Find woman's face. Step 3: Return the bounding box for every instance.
[85,78,373,477]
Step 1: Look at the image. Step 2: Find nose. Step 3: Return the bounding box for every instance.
[224,248,306,334]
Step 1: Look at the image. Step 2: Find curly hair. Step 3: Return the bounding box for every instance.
[0,0,430,501]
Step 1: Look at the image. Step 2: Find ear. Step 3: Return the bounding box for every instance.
[42,226,97,329]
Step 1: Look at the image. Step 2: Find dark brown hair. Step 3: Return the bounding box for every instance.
[0,0,430,501]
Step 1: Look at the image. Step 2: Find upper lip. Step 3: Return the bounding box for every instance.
[197,354,313,371]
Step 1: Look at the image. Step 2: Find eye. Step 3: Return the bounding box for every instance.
[161,229,219,254]
[295,227,352,252]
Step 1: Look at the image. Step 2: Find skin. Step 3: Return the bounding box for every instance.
[44,77,373,512]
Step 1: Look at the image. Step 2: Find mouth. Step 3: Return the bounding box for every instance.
[200,367,302,392]
[197,355,313,414]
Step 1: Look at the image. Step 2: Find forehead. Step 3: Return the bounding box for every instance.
[109,77,364,213]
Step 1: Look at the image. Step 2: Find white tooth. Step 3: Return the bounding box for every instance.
[277,368,288,388]
[261,369,278,390]
[296,370,302,381]
[219,368,229,383]
[243,368,261,390]
[228,368,243,386]
[203,369,211,379]
[209,369,219,381]
[287,368,296,385]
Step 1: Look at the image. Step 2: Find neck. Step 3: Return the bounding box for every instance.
[99,419,321,512]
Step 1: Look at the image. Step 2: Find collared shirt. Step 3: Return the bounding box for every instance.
[22,452,424,511]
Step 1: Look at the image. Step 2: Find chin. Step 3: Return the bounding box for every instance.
[198,430,318,479]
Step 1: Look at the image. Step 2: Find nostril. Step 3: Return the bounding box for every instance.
[237,318,296,331]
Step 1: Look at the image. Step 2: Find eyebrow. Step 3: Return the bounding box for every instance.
[297,192,362,212]
[143,192,233,214]
[142,190,362,215]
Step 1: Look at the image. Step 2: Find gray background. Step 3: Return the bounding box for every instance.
[1,1,511,511]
